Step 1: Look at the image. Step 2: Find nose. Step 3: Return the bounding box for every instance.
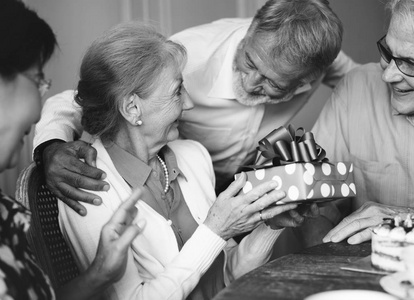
[382,59,404,83]
[244,71,264,93]
[182,88,194,111]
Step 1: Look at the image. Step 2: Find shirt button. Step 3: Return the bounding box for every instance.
[167,219,172,226]
[161,195,166,200]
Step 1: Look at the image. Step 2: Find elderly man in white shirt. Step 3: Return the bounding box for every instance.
[34,0,357,221]
[172,17,356,193]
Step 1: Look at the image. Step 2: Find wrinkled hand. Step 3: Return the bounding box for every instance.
[88,189,141,285]
[265,203,320,230]
[323,201,403,244]
[204,173,298,240]
[43,140,109,216]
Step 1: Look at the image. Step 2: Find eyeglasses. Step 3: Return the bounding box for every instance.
[21,72,52,97]
[377,35,414,77]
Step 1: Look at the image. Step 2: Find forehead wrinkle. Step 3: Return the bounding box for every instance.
[250,34,310,84]
[245,43,284,86]
[249,36,281,76]
[386,23,414,61]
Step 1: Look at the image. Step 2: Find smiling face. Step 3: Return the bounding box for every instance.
[0,65,43,171]
[381,15,414,115]
[140,65,193,151]
[233,34,309,106]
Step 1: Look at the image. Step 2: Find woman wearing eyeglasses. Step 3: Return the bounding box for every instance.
[0,1,143,299]
[309,0,414,245]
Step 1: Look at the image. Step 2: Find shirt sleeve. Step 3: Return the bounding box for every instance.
[34,90,83,149]
[322,51,360,88]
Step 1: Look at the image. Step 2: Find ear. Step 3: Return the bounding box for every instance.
[119,94,142,126]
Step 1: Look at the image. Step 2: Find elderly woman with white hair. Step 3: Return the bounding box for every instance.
[54,21,318,300]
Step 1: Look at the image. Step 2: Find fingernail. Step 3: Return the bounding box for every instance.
[331,235,339,243]
[101,173,107,180]
[93,198,102,205]
[277,191,286,198]
[270,181,278,188]
[348,237,357,244]
[103,184,110,191]
[79,209,86,216]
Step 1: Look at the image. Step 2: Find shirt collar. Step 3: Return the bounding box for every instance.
[105,142,185,189]
[162,146,185,182]
[207,27,247,100]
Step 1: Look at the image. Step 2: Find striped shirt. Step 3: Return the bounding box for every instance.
[312,63,414,223]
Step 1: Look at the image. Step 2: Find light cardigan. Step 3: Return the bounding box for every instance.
[58,138,283,300]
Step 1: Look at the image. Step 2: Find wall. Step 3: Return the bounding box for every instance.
[1,0,386,195]
[290,0,387,130]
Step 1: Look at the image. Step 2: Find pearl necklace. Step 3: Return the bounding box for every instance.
[156,155,170,193]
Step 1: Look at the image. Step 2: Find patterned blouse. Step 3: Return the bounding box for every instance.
[0,190,55,300]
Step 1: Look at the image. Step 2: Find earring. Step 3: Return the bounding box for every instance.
[136,119,143,126]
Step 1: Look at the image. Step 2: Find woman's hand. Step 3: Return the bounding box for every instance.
[204,173,298,240]
[87,188,142,285]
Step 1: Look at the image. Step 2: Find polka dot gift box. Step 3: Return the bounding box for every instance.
[235,125,356,204]
[235,162,356,204]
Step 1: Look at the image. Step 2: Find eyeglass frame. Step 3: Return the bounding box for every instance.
[21,71,52,97]
[377,35,414,77]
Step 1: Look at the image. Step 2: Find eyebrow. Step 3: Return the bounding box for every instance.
[246,51,284,89]
[384,40,414,64]
[245,52,257,69]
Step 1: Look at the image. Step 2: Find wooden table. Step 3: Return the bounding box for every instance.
[213,241,386,300]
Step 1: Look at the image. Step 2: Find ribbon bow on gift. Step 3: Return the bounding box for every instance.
[252,124,328,168]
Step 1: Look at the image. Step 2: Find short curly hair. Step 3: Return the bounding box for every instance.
[75,22,187,141]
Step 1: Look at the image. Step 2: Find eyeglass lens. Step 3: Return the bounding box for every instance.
[377,36,414,77]
[38,79,51,97]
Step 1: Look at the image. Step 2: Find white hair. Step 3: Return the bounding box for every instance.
[387,0,414,32]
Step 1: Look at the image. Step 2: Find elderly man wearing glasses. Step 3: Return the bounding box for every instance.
[309,0,414,246]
